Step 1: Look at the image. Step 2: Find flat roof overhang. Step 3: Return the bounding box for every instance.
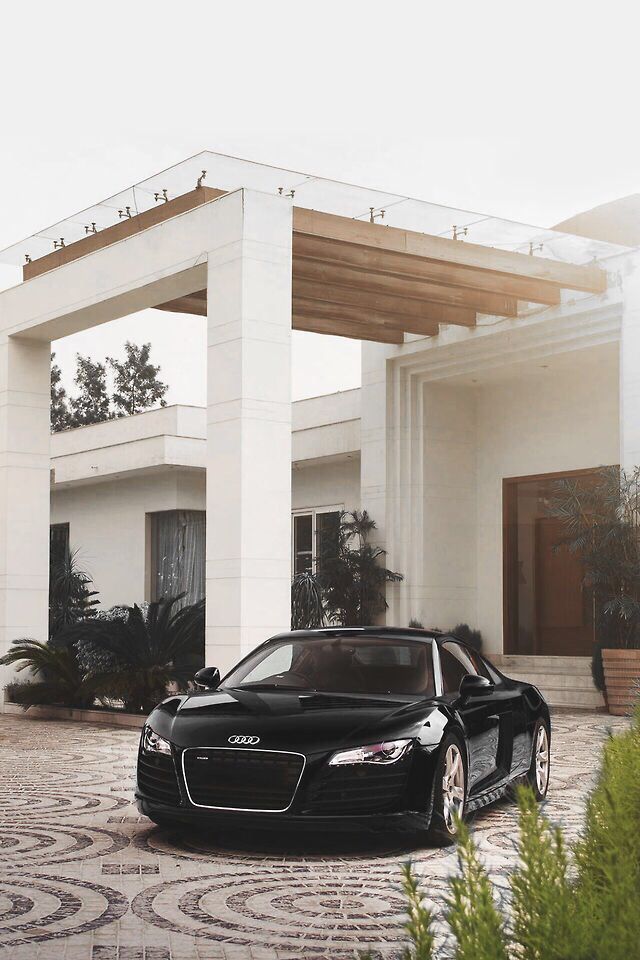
[15,180,611,345]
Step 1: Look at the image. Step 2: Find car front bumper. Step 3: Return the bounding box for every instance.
[135,792,431,833]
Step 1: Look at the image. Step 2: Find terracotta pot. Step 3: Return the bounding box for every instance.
[602,648,640,716]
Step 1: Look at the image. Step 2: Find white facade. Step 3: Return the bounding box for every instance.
[50,394,361,610]
[1,170,639,697]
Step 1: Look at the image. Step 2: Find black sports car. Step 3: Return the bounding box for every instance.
[136,627,550,844]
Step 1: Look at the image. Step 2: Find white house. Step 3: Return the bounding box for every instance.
[1,152,638,710]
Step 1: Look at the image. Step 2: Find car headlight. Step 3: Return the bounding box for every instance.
[141,724,172,756]
[328,738,413,766]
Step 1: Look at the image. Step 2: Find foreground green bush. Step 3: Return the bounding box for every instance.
[366,710,640,960]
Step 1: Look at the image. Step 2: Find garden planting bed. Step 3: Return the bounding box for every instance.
[1,699,145,728]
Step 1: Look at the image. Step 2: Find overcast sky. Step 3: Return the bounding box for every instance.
[1,0,638,403]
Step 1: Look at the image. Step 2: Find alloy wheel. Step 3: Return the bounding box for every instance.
[442,743,465,833]
[535,724,550,796]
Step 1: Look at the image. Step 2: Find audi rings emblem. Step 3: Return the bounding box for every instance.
[228,735,260,745]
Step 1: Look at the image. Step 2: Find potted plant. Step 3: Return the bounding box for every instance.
[548,466,640,715]
[289,510,403,629]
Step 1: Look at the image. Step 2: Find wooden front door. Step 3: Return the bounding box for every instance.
[503,469,604,657]
[534,517,593,656]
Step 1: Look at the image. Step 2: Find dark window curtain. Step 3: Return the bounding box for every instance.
[151,511,205,607]
[316,511,340,571]
[50,523,70,566]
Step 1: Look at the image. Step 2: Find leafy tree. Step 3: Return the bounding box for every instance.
[321,510,403,626]
[69,353,112,426]
[50,352,72,432]
[108,341,168,417]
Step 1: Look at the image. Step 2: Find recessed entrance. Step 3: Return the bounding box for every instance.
[503,469,605,656]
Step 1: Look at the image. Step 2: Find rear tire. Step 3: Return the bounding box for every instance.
[424,733,467,846]
[526,719,550,800]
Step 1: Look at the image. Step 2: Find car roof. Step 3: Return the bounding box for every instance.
[268,627,442,643]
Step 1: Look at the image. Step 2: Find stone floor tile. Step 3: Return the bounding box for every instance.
[0,712,625,958]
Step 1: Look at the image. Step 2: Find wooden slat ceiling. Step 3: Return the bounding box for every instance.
[23,186,608,345]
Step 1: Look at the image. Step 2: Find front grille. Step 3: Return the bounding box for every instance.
[304,760,411,815]
[137,751,181,805]
[182,748,305,811]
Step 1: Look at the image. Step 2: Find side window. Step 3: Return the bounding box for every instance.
[475,653,503,685]
[293,514,313,575]
[465,648,492,681]
[440,641,477,695]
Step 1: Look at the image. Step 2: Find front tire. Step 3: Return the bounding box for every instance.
[425,734,467,846]
[527,720,550,800]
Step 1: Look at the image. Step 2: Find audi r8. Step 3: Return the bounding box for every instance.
[136,627,550,844]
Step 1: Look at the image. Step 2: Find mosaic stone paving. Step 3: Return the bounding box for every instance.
[0,711,625,959]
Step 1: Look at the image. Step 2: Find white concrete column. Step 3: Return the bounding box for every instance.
[206,190,292,672]
[0,335,50,688]
[620,252,640,470]
[419,382,477,631]
[361,340,408,624]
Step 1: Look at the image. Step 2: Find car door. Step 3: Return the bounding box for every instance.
[439,640,508,791]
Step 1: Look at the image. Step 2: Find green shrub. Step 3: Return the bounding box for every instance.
[368,709,640,960]
[49,548,99,638]
[0,637,97,708]
[291,572,325,630]
[509,789,578,960]
[58,595,204,712]
[572,707,640,960]
[446,819,508,960]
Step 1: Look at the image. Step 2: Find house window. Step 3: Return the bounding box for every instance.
[50,523,70,567]
[292,509,341,576]
[150,510,206,607]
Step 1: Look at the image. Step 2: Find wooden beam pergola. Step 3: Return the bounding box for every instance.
[22,185,609,345]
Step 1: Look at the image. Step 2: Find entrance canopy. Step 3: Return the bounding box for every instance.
[0,151,624,344]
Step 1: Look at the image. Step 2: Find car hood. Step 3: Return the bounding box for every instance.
[148,688,435,755]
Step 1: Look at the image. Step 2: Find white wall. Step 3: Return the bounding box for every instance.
[292,457,360,513]
[51,456,362,611]
[475,344,620,653]
[51,470,206,609]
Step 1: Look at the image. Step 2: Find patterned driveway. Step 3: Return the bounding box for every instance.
[0,711,624,960]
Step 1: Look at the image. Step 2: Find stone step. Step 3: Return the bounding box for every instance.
[536,687,605,710]
[490,654,605,710]
[501,671,598,691]
[492,654,593,674]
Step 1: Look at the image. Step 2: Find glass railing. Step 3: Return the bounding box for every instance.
[0,149,629,278]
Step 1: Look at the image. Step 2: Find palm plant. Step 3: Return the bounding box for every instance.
[321,510,403,626]
[291,572,326,630]
[0,637,96,708]
[59,595,204,712]
[49,548,99,638]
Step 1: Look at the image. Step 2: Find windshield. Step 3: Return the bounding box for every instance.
[222,636,435,696]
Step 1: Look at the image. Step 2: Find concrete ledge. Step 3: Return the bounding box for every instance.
[2,701,146,728]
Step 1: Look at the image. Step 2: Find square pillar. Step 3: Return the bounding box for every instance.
[360,340,397,623]
[0,336,50,688]
[620,254,640,470]
[206,191,292,672]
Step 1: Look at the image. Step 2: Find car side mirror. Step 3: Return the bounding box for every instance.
[194,667,221,690]
[459,674,493,699]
